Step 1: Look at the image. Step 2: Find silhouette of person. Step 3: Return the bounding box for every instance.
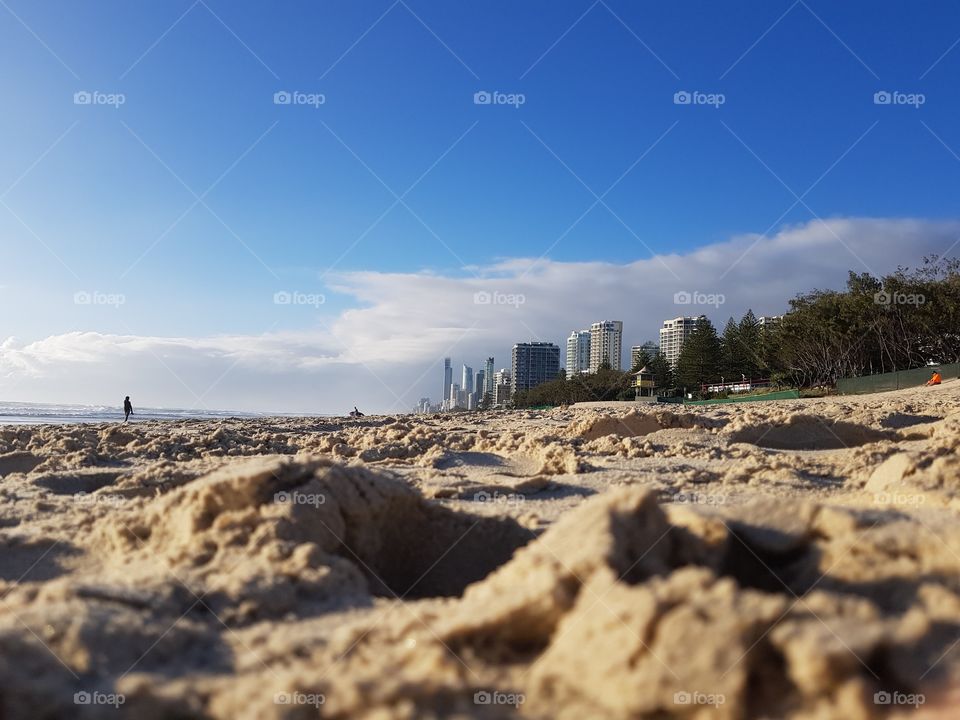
[124,396,133,422]
[350,406,364,417]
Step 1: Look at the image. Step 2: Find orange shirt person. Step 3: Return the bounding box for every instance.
[926,371,942,386]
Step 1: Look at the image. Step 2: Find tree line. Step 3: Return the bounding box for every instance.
[511,257,959,407]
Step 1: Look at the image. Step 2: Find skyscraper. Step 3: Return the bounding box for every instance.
[589,320,623,372]
[462,364,474,394]
[484,357,495,397]
[659,316,702,366]
[442,358,452,405]
[494,368,512,407]
[630,341,659,369]
[511,342,560,394]
[566,330,591,375]
[475,369,485,400]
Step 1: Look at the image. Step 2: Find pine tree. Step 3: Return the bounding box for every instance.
[676,317,722,389]
[631,349,651,372]
[720,317,740,379]
[647,352,673,389]
[737,309,762,378]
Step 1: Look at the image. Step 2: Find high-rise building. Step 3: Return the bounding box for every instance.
[449,382,460,409]
[630,341,659,369]
[475,370,485,400]
[659,316,702,367]
[512,342,560,394]
[589,320,623,372]
[462,364,474,394]
[566,330,591,375]
[442,358,452,405]
[484,357,495,397]
[493,369,512,407]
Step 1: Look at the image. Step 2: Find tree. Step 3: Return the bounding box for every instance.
[675,317,722,390]
[598,359,612,371]
[647,352,673,390]
[737,309,762,378]
[631,349,651,372]
[720,317,741,379]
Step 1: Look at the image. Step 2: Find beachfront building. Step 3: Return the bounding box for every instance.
[462,364,474,394]
[475,370,485,400]
[566,330,591,375]
[442,358,452,407]
[484,357,495,397]
[493,369,512,407]
[659,316,702,367]
[589,320,623,372]
[630,341,659,369]
[511,342,560,395]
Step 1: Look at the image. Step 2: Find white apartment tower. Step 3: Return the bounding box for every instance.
[659,316,702,367]
[589,320,623,372]
[566,330,591,375]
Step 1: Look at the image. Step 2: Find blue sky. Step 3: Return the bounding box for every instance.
[1,1,959,412]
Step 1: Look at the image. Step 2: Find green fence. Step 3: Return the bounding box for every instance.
[656,390,800,406]
[837,362,960,395]
[684,389,800,406]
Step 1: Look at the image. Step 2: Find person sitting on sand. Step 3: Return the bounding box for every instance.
[349,406,364,418]
[123,396,134,422]
[926,370,942,386]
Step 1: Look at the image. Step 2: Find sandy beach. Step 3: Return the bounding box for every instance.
[2,384,960,718]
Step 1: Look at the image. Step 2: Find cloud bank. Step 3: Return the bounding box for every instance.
[2,217,957,414]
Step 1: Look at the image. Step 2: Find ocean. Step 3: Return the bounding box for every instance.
[0,401,272,425]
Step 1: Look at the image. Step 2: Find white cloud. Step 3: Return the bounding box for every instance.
[1,217,957,414]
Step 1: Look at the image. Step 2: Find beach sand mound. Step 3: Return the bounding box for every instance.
[726,413,895,450]
[568,409,720,442]
[100,456,532,624]
[306,489,960,719]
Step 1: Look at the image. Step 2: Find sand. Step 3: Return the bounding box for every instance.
[2,384,960,718]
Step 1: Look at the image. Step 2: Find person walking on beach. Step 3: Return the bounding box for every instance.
[926,370,942,386]
[123,396,134,422]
